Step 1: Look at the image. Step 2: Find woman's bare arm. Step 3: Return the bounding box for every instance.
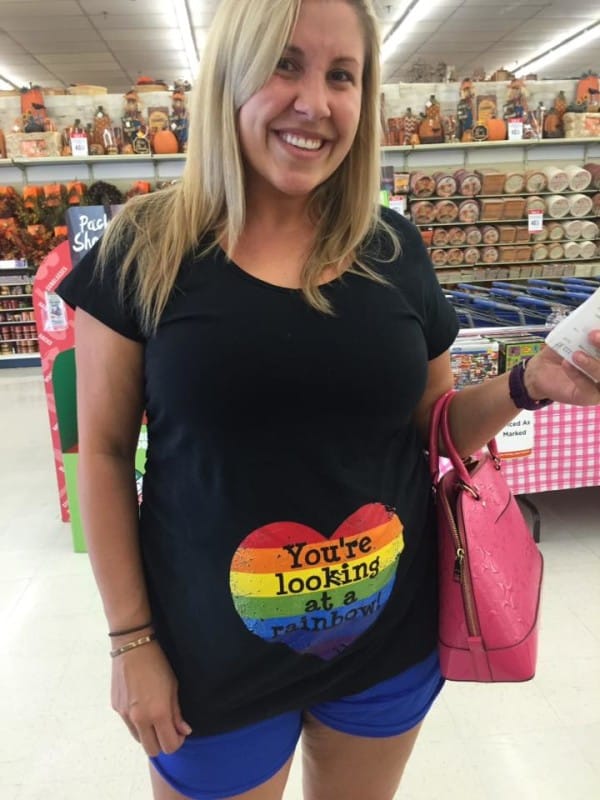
[75,308,149,631]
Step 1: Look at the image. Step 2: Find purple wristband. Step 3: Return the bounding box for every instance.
[509,358,553,411]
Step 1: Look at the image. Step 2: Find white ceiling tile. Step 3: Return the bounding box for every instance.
[91,14,175,30]
[79,0,167,14]
[0,0,597,90]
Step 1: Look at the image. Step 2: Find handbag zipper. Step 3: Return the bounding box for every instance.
[439,485,481,638]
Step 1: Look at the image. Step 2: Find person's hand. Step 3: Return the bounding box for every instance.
[525,330,600,407]
[111,639,192,757]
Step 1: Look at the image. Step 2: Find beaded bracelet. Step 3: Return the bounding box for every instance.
[110,633,157,659]
[108,620,153,638]
[509,358,553,411]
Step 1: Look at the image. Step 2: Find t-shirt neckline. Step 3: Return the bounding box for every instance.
[217,246,346,294]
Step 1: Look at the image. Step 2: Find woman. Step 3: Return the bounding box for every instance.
[57,1,600,798]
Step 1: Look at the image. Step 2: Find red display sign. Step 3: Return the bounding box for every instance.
[33,240,75,521]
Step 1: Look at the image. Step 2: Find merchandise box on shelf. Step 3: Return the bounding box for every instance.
[5,131,63,159]
[450,336,499,388]
[493,335,545,372]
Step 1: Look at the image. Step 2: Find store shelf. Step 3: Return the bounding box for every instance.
[381,138,600,171]
[418,215,599,227]
[440,276,534,285]
[409,188,600,202]
[0,264,30,273]
[0,338,38,343]
[9,153,186,168]
[434,257,600,270]
[0,352,41,365]
[0,306,34,311]
[0,294,32,300]
[438,275,530,285]
[0,153,187,184]
[382,137,600,153]
[428,239,599,250]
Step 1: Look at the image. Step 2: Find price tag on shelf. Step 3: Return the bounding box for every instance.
[528,209,544,233]
[508,119,524,140]
[70,134,88,157]
[389,195,407,216]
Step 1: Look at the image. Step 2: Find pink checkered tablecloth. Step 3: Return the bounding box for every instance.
[501,403,600,495]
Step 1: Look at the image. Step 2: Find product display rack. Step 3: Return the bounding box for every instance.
[0,154,188,368]
[387,139,600,287]
[0,266,39,367]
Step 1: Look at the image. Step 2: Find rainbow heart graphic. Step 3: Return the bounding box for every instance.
[230,503,404,661]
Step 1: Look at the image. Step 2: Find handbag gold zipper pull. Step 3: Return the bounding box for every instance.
[453,548,465,582]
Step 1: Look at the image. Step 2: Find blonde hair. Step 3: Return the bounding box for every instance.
[100,0,396,333]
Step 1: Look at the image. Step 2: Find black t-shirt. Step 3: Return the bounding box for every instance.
[57,207,458,736]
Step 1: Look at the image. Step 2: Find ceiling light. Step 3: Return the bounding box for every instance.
[172,0,199,78]
[381,0,446,64]
[514,20,600,77]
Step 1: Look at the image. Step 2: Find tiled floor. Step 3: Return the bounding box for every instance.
[1,368,599,800]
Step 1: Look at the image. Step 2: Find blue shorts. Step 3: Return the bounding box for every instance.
[151,650,444,800]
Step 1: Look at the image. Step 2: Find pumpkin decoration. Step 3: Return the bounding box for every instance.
[576,72,600,109]
[43,183,65,208]
[66,182,86,205]
[22,185,42,210]
[473,118,507,141]
[126,181,152,199]
[152,128,179,155]
[486,118,507,141]
[0,186,18,218]
[27,224,46,239]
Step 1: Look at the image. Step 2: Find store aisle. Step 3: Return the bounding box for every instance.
[0,368,599,800]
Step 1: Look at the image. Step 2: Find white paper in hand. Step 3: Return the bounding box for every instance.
[545,287,600,380]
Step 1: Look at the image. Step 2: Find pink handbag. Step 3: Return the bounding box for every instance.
[429,390,544,682]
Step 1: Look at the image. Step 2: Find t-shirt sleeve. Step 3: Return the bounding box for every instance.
[56,240,145,342]
[380,207,459,359]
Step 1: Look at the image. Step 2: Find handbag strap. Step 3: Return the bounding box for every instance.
[428,389,455,480]
[428,390,502,487]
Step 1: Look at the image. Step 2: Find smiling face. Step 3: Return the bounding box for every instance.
[238,0,365,209]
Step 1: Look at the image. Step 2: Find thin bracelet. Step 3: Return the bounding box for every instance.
[110,633,157,659]
[108,620,153,638]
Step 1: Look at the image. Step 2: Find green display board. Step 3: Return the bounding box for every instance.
[52,348,147,553]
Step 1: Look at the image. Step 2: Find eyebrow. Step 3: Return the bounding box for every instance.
[284,44,360,66]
